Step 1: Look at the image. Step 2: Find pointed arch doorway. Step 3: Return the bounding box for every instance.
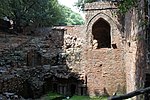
[92,18,111,49]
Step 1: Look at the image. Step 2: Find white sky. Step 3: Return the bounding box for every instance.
[58,0,85,19]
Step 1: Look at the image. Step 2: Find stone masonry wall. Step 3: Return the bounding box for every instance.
[124,2,146,97]
[53,26,86,74]
[83,2,126,96]
[85,49,125,96]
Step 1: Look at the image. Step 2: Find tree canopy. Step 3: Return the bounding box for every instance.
[0,0,62,31]
[0,0,84,33]
[118,0,137,14]
[59,5,84,25]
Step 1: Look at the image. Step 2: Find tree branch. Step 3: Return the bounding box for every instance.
[24,1,37,13]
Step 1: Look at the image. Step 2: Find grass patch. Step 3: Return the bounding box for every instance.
[89,96,107,100]
[42,92,108,100]
[63,95,107,100]
[41,92,63,100]
[63,95,90,100]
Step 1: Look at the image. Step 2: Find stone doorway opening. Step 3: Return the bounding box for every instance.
[92,18,111,49]
[53,83,58,92]
[20,80,33,99]
[70,84,76,96]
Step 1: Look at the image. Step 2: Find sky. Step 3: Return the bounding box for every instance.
[58,0,85,19]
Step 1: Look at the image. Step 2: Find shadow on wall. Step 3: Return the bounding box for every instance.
[135,31,147,100]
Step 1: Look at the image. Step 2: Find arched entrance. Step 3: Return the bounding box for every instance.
[92,18,111,48]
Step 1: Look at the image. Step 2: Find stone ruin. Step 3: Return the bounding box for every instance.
[0,0,149,100]
[0,26,86,99]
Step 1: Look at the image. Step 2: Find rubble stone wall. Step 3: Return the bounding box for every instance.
[0,26,85,98]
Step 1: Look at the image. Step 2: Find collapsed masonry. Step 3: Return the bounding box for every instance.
[0,0,149,99]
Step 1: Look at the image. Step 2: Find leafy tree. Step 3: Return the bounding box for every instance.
[118,0,137,14]
[59,6,84,25]
[0,0,84,33]
[0,0,62,32]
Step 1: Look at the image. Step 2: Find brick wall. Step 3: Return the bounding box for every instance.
[83,2,126,96]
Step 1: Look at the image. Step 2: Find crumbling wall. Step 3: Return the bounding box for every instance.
[62,26,85,73]
[0,26,85,99]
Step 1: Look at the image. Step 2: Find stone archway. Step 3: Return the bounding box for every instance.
[92,18,111,48]
[86,12,119,48]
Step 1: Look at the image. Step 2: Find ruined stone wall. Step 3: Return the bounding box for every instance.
[0,26,86,98]
[56,26,84,74]
[0,29,65,98]
[83,2,126,96]
[124,0,146,94]
[63,25,85,37]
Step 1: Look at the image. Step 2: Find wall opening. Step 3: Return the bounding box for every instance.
[53,83,58,92]
[70,84,76,96]
[92,18,111,48]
